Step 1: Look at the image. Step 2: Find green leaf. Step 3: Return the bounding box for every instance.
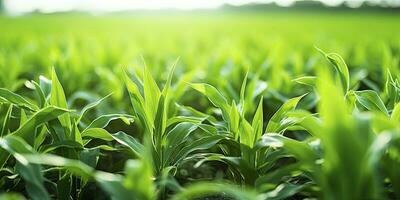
[143,64,161,130]
[39,75,52,99]
[161,57,178,97]
[173,135,226,165]
[12,106,69,146]
[229,100,240,140]
[77,93,112,124]
[123,159,155,200]
[123,70,150,132]
[293,76,317,87]
[240,117,253,148]
[85,114,133,130]
[50,67,71,131]
[26,80,47,108]
[163,122,198,165]
[38,140,83,153]
[316,47,350,93]
[255,134,318,165]
[1,104,12,136]
[22,154,94,179]
[72,122,83,145]
[317,69,382,199]
[159,58,179,138]
[20,109,27,126]
[81,128,114,142]
[164,122,198,150]
[111,131,144,156]
[94,172,135,200]
[353,90,389,116]
[252,97,263,144]
[391,103,400,122]
[190,83,231,122]
[239,71,249,115]
[0,88,38,111]
[0,135,50,200]
[266,95,304,133]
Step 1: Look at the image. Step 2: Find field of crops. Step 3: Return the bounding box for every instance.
[1,11,400,199]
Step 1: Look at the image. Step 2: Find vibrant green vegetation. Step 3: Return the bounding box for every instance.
[0,12,400,199]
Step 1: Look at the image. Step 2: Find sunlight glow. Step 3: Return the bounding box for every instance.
[4,0,400,14]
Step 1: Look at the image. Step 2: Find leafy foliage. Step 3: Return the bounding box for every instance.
[1,12,400,200]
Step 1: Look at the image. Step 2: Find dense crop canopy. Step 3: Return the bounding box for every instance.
[0,12,400,200]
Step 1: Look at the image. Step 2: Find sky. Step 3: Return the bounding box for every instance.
[3,0,400,14]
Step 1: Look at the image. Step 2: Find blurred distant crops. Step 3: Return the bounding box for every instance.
[1,12,399,96]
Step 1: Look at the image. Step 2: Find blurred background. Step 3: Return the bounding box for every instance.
[0,0,399,113]
[1,0,400,14]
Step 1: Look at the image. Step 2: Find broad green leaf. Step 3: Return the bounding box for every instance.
[317,48,350,93]
[252,97,263,143]
[50,67,71,131]
[12,106,69,145]
[0,136,50,200]
[72,122,83,145]
[111,131,144,156]
[22,154,94,179]
[38,140,83,153]
[385,69,400,108]
[190,83,231,122]
[164,122,198,150]
[123,159,155,200]
[94,172,136,200]
[173,135,226,164]
[158,59,179,139]
[229,100,240,140]
[366,132,392,168]
[353,90,389,116]
[123,71,149,131]
[161,57,178,97]
[266,95,304,133]
[239,117,254,147]
[79,148,100,168]
[163,122,198,165]
[1,104,12,136]
[153,94,165,152]
[0,88,38,111]
[19,109,27,126]
[286,110,322,136]
[391,103,400,122]
[239,71,249,115]
[256,134,317,165]
[317,69,381,199]
[81,128,113,142]
[26,80,47,108]
[77,93,112,123]
[143,65,161,130]
[39,75,52,99]
[167,104,217,126]
[85,114,133,130]
[293,76,317,87]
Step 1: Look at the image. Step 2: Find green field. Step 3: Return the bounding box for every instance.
[1,11,400,199]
